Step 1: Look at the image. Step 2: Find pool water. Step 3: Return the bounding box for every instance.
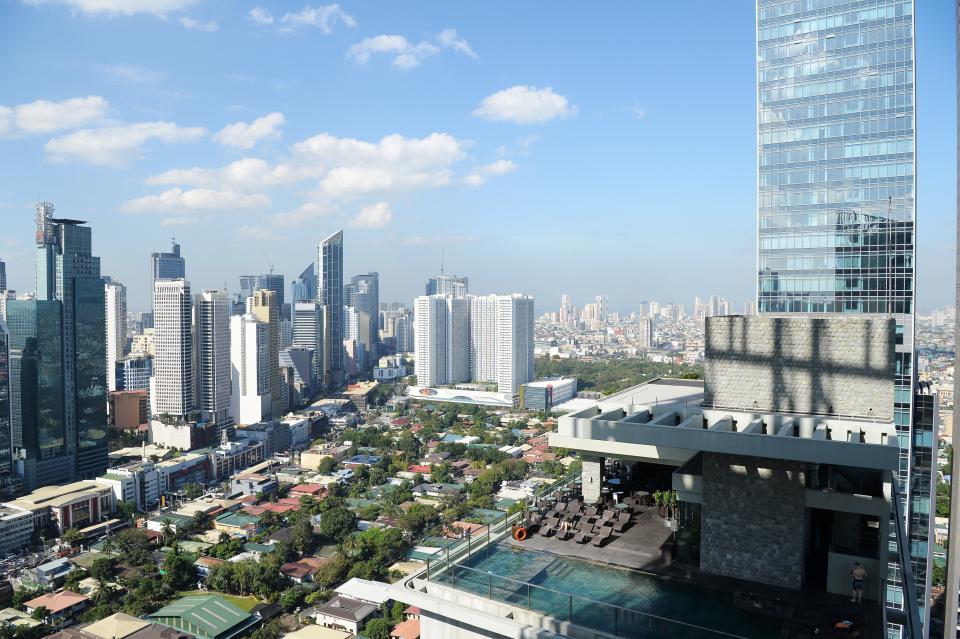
[434,543,783,639]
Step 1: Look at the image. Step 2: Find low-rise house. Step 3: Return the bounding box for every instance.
[213,512,262,537]
[194,556,224,577]
[45,612,193,639]
[421,452,450,466]
[313,596,377,635]
[29,557,74,589]
[0,608,42,630]
[280,557,329,583]
[342,455,379,469]
[229,473,278,498]
[282,626,353,639]
[23,590,90,626]
[334,578,391,606]
[411,483,463,500]
[148,595,260,639]
[390,619,420,639]
[289,484,324,499]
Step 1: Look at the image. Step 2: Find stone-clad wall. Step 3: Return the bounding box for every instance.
[703,316,894,419]
[700,452,806,589]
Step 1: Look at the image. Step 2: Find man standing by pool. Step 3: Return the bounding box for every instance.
[850,562,867,603]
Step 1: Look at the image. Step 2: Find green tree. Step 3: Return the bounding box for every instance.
[89,557,114,584]
[316,457,338,475]
[363,617,393,639]
[61,528,83,549]
[183,483,204,500]
[162,551,197,591]
[116,501,138,521]
[30,607,50,622]
[319,507,356,544]
[160,518,175,541]
[64,569,86,592]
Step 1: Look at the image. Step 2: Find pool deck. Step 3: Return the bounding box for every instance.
[502,505,884,638]
[505,505,674,571]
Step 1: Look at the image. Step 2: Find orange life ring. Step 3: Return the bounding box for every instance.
[514,526,528,541]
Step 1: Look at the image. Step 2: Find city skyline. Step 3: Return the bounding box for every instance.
[0,2,954,313]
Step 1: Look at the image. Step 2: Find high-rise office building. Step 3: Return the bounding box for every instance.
[242,274,287,320]
[6,299,70,489]
[293,302,324,394]
[395,309,414,354]
[0,258,6,292]
[291,263,316,304]
[0,321,13,484]
[318,231,344,386]
[151,239,185,283]
[34,205,107,480]
[116,355,152,393]
[755,2,925,633]
[250,289,281,417]
[193,289,232,433]
[345,272,379,370]
[947,5,960,638]
[152,279,193,419]
[105,278,127,393]
[229,313,271,425]
[637,316,653,349]
[426,274,468,298]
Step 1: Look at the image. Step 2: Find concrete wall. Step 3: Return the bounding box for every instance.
[704,316,894,419]
[700,453,806,589]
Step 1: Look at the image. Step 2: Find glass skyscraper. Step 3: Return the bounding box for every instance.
[345,272,380,371]
[756,1,926,634]
[151,239,185,282]
[318,230,344,387]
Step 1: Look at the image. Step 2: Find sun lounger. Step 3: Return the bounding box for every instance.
[613,513,632,533]
[539,521,555,537]
[573,529,591,544]
[591,527,613,547]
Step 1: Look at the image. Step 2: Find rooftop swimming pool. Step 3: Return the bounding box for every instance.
[431,543,783,639]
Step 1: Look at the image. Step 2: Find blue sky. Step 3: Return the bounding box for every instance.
[0,1,955,313]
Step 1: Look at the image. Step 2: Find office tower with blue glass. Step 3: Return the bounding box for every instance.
[318,231,344,387]
[291,263,316,304]
[34,202,108,481]
[151,239,185,283]
[345,272,379,372]
[756,1,926,635]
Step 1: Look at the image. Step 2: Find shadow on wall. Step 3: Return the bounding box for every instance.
[703,316,895,420]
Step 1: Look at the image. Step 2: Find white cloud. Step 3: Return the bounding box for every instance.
[247,6,273,24]
[45,121,206,165]
[350,202,392,229]
[180,16,218,32]
[0,96,109,135]
[140,130,467,228]
[270,202,335,227]
[348,28,475,70]
[294,131,466,197]
[462,159,517,187]
[632,103,647,120]
[214,112,285,150]
[249,4,356,33]
[120,187,270,213]
[473,86,577,124]
[238,225,282,239]
[403,233,476,246]
[94,64,165,84]
[23,0,197,17]
[281,4,355,32]
[160,216,196,226]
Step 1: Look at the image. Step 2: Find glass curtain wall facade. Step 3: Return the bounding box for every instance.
[755,1,926,634]
[318,231,344,387]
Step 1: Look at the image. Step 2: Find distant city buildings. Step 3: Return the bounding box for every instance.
[249,289,281,418]
[425,274,468,298]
